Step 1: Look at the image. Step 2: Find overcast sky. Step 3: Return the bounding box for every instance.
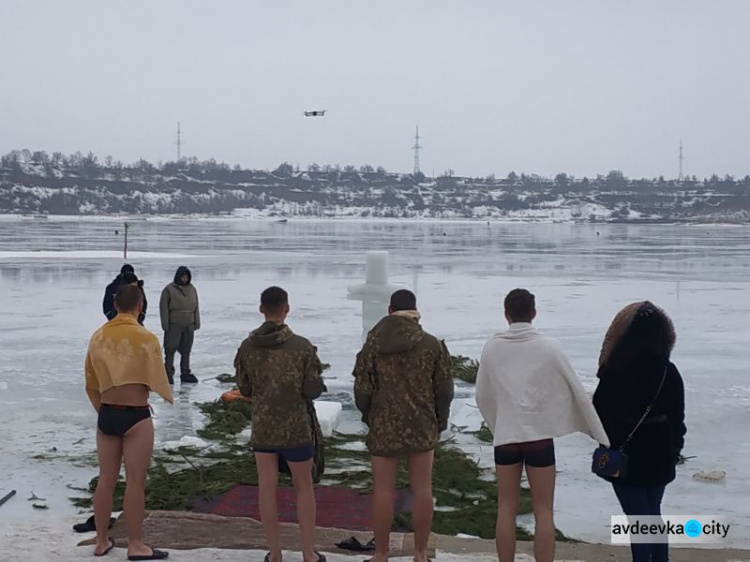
[1,1,748,179]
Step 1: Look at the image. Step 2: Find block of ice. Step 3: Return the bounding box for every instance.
[347,251,400,299]
[314,400,342,437]
[693,470,727,482]
[347,251,401,334]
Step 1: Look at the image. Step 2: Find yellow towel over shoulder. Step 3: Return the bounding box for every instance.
[85,315,174,410]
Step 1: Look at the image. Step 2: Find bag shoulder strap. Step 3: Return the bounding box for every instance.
[619,366,668,452]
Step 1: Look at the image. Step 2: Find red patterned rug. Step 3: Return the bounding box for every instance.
[194,485,412,531]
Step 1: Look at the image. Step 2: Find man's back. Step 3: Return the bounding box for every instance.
[353,312,453,457]
[235,322,325,449]
[479,324,570,413]
[476,322,608,446]
[102,276,121,319]
[86,314,173,410]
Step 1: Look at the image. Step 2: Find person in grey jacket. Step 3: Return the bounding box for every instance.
[160,266,200,384]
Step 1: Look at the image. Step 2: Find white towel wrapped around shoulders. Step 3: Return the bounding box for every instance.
[476,323,610,447]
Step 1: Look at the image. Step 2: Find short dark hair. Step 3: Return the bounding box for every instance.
[114,284,143,312]
[504,288,535,322]
[120,264,134,274]
[260,286,289,314]
[390,289,417,312]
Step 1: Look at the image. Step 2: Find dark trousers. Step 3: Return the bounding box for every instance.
[612,482,669,562]
[164,324,195,377]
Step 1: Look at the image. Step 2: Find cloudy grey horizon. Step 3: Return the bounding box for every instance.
[1,1,748,180]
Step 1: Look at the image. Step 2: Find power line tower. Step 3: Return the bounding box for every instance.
[176,121,183,161]
[678,139,684,181]
[412,126,422,175]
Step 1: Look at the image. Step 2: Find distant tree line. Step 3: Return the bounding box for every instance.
[2,149,749,193]
[0,149,391,182]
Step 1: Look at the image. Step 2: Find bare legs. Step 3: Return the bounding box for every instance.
[370,456,398,562]
[256,453,282,562]
[371,450,435,562]
[495,463,523,562]
[526,465,555,562]
[93,431,122,555]
[288,459,318,562]
[407,451,434,562]
[255,453,320,562]
[93,417,156,558]
[122,418,155,558]
[495,463,556,562]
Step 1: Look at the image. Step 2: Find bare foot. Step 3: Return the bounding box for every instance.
[126,545,169,560]
[93,537,114,557]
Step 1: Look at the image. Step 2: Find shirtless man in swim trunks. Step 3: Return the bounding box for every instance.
[85,284,174,560]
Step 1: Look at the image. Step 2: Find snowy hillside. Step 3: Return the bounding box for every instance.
[1,150,749,222]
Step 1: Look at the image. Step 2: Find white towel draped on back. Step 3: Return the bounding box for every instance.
[475,323,610,447]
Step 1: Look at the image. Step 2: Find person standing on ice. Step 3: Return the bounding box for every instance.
[85,284,173,560]
[353,289,454,562]
[475,288,609,562]
[103,264,148,325]
[234,286,327,562]
[159,266,199,384]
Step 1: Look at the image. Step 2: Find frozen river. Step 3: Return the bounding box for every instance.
[1,216,748,548]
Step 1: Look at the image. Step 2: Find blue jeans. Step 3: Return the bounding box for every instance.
[612,482,668,562]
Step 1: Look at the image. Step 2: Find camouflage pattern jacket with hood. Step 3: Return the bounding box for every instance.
[234,321,326,449]
[353,311,454,457]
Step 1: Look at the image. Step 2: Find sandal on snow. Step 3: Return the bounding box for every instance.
[73,515,116,533]
[127,549,169,561]
[94,538,115,557]
[335,537,375,552]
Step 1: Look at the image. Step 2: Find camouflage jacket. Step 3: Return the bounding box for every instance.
[353,312,454,457]
[234,321,326,449]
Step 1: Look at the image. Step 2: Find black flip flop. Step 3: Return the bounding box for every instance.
[315,552,327,562]
[94,537,115,557]
[127,549,169,561]
[263,554,282,562]
[73,515,116,533]
[336,537,375,552]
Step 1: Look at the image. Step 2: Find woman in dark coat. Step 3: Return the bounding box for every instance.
[593,301,686,562]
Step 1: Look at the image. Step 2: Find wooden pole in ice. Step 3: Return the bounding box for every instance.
[123,222,129,259]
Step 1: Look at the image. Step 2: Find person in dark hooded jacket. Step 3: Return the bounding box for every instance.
[102,264,147,325]
[593,301,686,562]
[353,289,453,562]
[234,286,326,562]
[159,266,200,384]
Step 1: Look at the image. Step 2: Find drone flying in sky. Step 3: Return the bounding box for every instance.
[304,110,326,117]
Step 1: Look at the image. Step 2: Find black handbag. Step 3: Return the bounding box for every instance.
[592,367,667,478]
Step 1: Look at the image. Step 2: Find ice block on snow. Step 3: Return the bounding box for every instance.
[314,400,342,437]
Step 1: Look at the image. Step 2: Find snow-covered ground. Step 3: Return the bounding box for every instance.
[1,218,749,553]
[0,513,540,562]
